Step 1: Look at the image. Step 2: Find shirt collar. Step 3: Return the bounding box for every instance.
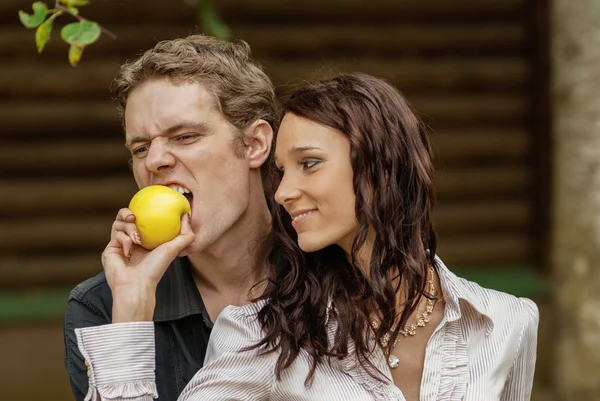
[435,256,495,333]
[152,257,213,328]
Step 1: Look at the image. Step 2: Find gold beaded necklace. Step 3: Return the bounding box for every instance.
[370,264,437,369]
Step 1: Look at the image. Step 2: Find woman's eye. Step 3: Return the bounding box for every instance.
[300,159,320,170]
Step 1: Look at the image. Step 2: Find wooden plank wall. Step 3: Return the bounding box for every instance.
[0,0,541,290]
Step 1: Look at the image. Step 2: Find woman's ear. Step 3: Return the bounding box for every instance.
[244,119,274,169]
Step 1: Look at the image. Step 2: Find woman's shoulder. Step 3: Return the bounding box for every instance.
[211,300,268,345]
[435,257,539,334]
[215,300,266,326]
[454,274,539,335]
[217,299,267,321]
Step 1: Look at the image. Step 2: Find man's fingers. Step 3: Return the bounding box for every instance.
[115,231,134,259]
[116,207,135,223]
[180,214,193,236]
[101,239,125,275]
[154,214,195,260]
[111,220,141,245]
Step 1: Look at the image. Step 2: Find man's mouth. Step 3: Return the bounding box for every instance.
[167,184,191,195]
[167,184,194,211]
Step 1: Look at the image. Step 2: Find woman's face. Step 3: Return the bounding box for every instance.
[274,113,358,253]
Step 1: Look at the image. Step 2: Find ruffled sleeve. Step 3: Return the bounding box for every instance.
[75,322,157,401]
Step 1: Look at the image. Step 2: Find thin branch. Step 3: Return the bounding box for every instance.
[56,4,117,40]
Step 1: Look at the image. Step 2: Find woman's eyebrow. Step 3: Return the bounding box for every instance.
[288,146,324,155]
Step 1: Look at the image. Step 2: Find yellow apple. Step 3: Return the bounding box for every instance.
[128,185,192,250]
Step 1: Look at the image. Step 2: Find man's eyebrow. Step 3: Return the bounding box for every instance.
[125,136,148,149]
[125,122,210,148]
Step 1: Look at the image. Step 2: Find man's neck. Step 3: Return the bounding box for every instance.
[186,197,271,306]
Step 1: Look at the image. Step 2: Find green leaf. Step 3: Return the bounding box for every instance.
[60,0,89,6]
[198,0,230,40]
[35,15,54,53]
[68,44,83,67]
[18,1,48,28]
[60,21,101,46]
[66,6,79,16]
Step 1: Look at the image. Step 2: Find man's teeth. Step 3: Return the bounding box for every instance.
[168,185,191,195]
[293,211,314,221]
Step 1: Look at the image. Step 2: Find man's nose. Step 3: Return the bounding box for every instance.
[145,140,176,174]
[274,173,302,205]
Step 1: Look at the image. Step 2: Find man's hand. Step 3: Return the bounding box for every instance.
[102,208,195,322]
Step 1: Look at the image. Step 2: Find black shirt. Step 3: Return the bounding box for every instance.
[64,257,213,401]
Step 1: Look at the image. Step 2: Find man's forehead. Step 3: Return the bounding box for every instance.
[124,87,215,136]
[126,78,215,115]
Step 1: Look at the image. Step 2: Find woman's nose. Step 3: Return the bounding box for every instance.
[274,174,302,205]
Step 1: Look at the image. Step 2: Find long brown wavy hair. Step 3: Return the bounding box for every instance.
[253,73,438,385]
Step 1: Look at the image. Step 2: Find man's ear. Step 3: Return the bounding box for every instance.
[244,119,273,169]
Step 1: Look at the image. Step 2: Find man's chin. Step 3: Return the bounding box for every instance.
[177,239,202,258]
[177,246,193,258]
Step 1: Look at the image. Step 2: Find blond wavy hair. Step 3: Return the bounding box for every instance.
[111,34,276,137]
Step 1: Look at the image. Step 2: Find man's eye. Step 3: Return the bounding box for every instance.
[177,134,199,141]
[132,145,148,155]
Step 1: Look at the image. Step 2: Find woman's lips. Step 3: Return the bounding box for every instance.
[291,210,317,229]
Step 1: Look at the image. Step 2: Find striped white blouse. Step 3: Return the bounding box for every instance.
[76,258,539,401]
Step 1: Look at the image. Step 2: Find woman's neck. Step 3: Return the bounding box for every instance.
[342,235,436,314]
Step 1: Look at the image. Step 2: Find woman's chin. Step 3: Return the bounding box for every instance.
[297,237,327,253]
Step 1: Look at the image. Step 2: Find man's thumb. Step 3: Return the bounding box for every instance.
[155,214,195,259]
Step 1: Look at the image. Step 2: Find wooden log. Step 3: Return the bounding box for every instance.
[436,232,533,266]
[1,0,196,25]
[431,128,529,163]
[409,94,527,127]
[0,252,102,288]
[0,216,113,250]
[266,58,528,93]
[0,61,120,97]
[0,101,118,136]
[0,176,136,215]
[225,24,525,57]
[0,57,527,97]
[216,0,524,23]
[1,0,523,25]
[3,140,129,174]
[433,199,531,234]
[436,165,532,198]
[1,23,525,60]
[0,26,197,60]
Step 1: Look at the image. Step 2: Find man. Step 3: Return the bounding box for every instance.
[64,34,276,400]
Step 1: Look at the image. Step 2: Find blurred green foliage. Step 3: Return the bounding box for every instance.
[19,0,229,66]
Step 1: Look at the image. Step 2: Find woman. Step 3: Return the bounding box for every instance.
[176,73,539,400]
